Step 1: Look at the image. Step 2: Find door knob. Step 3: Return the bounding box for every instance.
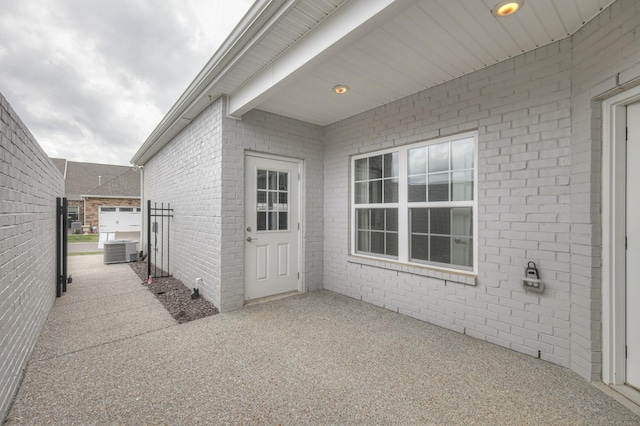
[246,236,258,242]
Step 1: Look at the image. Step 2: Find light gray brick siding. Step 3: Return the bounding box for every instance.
[144,98,324,312]
[0,93,64,422]
[568,0,640,381]
[142,0,640,381]
[219,103,324,311]
[144,99,225,309]
[324,0,640,381]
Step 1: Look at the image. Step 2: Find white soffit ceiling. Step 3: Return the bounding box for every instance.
[252,0,615,126]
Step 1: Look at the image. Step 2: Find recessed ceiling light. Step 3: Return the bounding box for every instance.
[333,84,349,94]
[492,0,524,17]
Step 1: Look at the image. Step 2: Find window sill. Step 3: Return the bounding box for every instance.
[347,255,477,286]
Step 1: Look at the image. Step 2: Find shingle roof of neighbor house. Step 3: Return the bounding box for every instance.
[51,159,140,200]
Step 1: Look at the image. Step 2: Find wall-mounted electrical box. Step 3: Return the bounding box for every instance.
[522,261,544,293]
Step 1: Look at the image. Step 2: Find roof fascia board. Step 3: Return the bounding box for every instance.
[131,0,292,165]
[228,0,415,119]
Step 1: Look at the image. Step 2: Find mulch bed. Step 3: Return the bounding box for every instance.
[129,261,218,323]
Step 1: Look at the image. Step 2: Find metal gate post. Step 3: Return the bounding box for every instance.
[62,197,68,293]
[147,199,151,281]
[56,197,62,297]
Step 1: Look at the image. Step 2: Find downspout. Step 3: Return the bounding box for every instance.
[83,197,86,226]
[134,165,145,255]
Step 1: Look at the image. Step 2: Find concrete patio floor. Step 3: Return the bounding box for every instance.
[5,255,640,425]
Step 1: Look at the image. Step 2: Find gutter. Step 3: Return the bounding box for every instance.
[131,0,292,166]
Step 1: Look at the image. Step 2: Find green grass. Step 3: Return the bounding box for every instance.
[69,251,102,256]
[68,234,99,243]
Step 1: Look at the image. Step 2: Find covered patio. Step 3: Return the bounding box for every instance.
[6,255,639,424]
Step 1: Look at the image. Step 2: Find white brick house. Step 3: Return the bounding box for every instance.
[132,0,640,398]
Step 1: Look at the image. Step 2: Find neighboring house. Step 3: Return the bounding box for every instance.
[52,159,141,233]
[131,0,640,399]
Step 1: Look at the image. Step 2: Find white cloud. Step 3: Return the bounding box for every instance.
[0,0,252,165]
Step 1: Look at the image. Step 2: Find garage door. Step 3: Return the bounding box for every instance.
[99,207,141,233]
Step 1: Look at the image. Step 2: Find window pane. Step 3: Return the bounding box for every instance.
[384,152,398,178]
[370,232,385,254]
[430,236,451,263]
[371,209,385,230]
[430,208,451,235]
[257,170,267,189]
[386,208,398,232]
[269,192,277,210]
[452,138,474,170]
[386,233,398,256]
[429,142,449,173]
[357,209,370,230]
[278,212,288,230]
[355,182,368,204]
[452,207,473,237]
[355,158,368,181]
[411,234,429,261]
[278,172,288,190]
[451,171,473,201]
[268,171,278,190]
[428,173,449,202]
[369,180,382,203]
[408,175,427,202]
[278,192,288,206]
[411,208,429,234]
[384,179,398,203]
[257,212,267,231]
[257,190,267,204]
[452,237,473,267]
[357,231,370,252]
[268,212,277,230]
[409,147,426,175]
[369,155,383,179]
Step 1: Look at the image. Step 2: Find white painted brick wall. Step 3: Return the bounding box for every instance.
[568,0,640,381]
[219,102,324,311]
[0,93,64,422]
[144,98,324,312]
[324,39,576,368]
[144,99,225,309]
[322,0,640,381]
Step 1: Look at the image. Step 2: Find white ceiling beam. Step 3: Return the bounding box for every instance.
[227,0,416,119]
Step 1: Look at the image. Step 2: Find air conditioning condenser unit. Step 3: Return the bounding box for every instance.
[104,240,138,264]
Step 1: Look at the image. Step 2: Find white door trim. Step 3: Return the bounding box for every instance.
[602,84,640,385]
[244,151,304,296]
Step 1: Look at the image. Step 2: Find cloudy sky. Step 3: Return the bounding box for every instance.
[0,0,252,166]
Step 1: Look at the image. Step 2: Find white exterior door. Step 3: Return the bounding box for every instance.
[627,101,640,389]
[244,154,300,301]
[99,206,141,233]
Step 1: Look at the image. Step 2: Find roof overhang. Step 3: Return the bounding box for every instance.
[132,0,615,165]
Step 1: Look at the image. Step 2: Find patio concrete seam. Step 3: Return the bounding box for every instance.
[31,324,181,363]
[53,289,150,305]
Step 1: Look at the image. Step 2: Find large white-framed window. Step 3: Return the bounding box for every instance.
[351,131,478,274]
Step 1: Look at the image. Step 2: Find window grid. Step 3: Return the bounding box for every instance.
[352,133,477,272]
[257,169,289,231]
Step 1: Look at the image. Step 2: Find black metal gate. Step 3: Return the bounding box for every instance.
[55,197,68,297]
[147,200,173,279]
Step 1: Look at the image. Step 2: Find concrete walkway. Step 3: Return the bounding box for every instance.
[6,256,640,425]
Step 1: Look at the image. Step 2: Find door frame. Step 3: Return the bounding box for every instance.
[602,84,640,386]
[244,151,305,298]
